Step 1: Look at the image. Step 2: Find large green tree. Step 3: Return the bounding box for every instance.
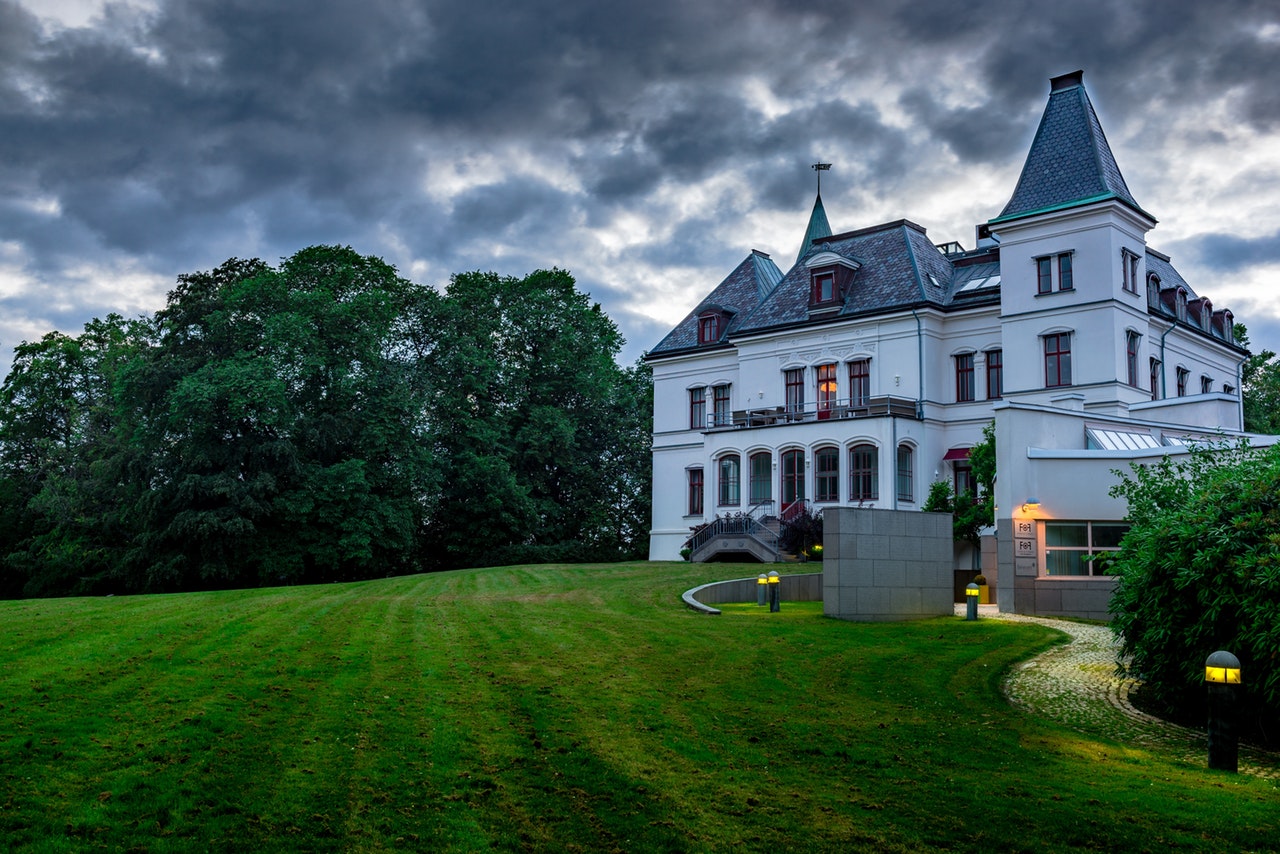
[1109,441,1280,744]
[422,269,651,567]
[122,247,440,590]
[1237,324,1280,435]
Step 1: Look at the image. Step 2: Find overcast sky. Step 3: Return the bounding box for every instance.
[3,0,1279,374]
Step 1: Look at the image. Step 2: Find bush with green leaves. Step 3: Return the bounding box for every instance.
[1109,441,1280,744]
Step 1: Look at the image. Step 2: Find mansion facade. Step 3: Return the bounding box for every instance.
[645,70,1262,618]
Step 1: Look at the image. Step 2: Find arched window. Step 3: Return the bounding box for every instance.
[687,468,704,516]
[849,444,878,501]
[718,454,740,506]
[698,311,721,345]
[815,447,839,503]
[896,444,914,503]
[781,449,805,511]
[749,452,772,506]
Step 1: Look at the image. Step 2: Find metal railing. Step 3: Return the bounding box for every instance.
[706,394,919,430]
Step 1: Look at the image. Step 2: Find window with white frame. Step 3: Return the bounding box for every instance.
[1042,521,1129,576]
[896,444,914,503]
[712,384,731,426]
[1125,331,1141,387]
[687,468,704,515]
[848,359,870,407]
[1044,332,1072,388]
[955,353,975,402]
[749,452,771,505]
[688,387,706,429]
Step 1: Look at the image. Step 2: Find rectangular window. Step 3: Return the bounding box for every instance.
[1201,375,1213,394]
[812,272,836,305]
[848,359,870,407]
[1126,332,1141,387]
[718,455,740,506]
[784,368,804,415]
[954,464,974,498]
[712,384,731,426]
[689,387,706,429]
[896,445,914,503]
[1149,358,1161,401]
[1129,253,1141,295]
[816,363,838,415]
[687,468,703,515]
[1036,257,1052,294]
[955,353,975,402]
[849,445,878,501]
[1044,333,1072,388]
[1058,253,1073,291]
[1043,521,1129,576]
[1176,368,1188,397]
[985,349,1003,400]
[815,448,839,503]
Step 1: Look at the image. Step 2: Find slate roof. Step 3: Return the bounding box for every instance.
[733,220,976,335]
[648,250,784,355]
[993,70,1153,225]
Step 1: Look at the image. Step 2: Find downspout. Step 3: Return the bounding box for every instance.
[1235,352,1250,431]
[1157,321,1176,399]
[891,414,898,510]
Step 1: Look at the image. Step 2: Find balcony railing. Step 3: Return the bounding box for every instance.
[706,395,920,430]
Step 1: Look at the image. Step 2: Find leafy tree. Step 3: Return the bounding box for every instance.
[122,247,440,589]
[1236,324,1280,435]
[1109,441,1280,745]
[422,269,651,567]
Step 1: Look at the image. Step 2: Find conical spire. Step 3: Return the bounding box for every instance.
[797,192,832,265]
[993,70,1152,225]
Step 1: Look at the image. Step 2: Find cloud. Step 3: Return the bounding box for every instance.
[0,0,1278,371]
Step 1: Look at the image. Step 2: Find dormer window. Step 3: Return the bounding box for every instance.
[698,313,721,344]
[804,251,860,312]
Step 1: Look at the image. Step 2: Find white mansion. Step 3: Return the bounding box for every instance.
[645,71,1263,618]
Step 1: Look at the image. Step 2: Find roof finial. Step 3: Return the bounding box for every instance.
[811,162,831,195]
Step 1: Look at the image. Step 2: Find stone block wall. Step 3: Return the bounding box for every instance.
[822,508,954,621]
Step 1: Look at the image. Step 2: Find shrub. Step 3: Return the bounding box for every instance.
[1109,441,1280,745]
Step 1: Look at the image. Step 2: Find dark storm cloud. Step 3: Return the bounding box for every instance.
[1177,231,1280,274]
[1,0,1279,369]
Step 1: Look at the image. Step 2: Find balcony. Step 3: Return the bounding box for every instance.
[706,395,920,431]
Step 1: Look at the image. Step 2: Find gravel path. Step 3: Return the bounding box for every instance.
[964,606,1279,779]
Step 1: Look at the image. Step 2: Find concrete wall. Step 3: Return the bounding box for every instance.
[682,572,822,614]
[822,508,954,621]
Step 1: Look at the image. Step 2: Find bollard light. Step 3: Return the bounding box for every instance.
[1205,650,1241,772]
[965,582,979,621]
[757,574,768,607]
[768,570,781,613]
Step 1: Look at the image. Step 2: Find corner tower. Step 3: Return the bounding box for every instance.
[989,70,1157,414]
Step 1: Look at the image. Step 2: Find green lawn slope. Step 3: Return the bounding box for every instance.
[1,562,1275,852]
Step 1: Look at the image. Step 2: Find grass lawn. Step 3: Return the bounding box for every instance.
[0,561,1276,852]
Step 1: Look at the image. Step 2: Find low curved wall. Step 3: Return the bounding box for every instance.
[682,573,823,615]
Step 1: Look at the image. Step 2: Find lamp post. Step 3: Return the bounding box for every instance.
[965,582,979,621]
[757,574,768,607]
[1205,650,1241,772]
[768,570,781,613]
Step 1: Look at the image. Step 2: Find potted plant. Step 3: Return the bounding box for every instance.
[972,573,991,604]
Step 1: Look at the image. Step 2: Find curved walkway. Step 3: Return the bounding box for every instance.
[975,607,1279,780]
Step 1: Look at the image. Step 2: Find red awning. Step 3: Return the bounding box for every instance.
[942,448,971,461]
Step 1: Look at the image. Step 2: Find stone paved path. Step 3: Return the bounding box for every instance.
[961,605,1279,780]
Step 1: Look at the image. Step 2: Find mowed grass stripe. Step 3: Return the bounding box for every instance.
[1,563,1277,853]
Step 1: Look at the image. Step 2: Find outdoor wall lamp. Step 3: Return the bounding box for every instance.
[1022,497,1040,513]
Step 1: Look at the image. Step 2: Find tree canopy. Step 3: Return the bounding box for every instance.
[1108,441,1280,745]
[0,248,651,597]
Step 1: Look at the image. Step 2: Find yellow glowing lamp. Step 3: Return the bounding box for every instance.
[965,583,980,598]
[757,574,768,585]
[767,571,780,584]
[1205,651,1242,684]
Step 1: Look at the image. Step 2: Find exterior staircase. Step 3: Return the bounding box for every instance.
[687,501,785,563]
